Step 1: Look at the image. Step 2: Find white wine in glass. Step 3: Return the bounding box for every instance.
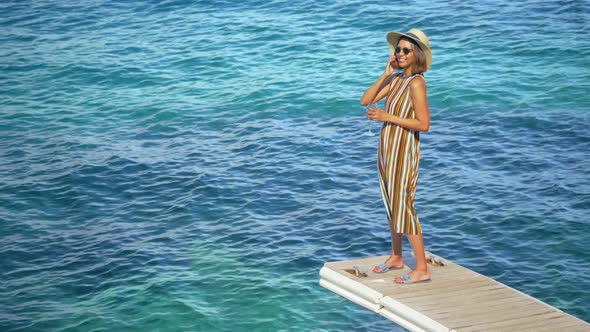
[365,102,377,137]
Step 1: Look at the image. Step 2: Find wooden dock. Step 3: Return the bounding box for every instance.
[319,253,589,332]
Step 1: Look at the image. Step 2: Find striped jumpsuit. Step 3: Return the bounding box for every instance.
[378,73,424,235]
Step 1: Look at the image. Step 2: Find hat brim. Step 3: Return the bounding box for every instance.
[387,31,432,69]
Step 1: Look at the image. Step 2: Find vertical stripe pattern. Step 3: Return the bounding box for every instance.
[378,73,423,235]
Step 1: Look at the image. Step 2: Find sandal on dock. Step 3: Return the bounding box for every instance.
[394,274,431,284]
[373,263,403,274]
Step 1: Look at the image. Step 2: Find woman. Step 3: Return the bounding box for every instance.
[360,28,432,284]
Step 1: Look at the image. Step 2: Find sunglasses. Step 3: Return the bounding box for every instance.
[395,47,413,55]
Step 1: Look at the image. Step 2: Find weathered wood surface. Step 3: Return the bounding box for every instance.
[321,255,589,331]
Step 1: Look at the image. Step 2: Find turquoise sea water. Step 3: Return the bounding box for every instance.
[1,0,589,331]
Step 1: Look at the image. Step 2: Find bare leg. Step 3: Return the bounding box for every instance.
[373,222,404,273]
[388,232,403,265]
[394,233,430,283]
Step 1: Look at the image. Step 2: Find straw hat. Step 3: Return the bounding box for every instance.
[386,28,432,68]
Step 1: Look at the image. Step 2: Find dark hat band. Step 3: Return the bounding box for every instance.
[403,32,425,50]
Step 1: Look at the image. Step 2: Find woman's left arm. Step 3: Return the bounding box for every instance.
[366,77,430,132]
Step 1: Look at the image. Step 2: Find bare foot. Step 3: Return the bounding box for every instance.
[373,255,404,273]
[394,268,431,284]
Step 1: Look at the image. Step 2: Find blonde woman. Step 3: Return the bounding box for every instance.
[360,29,432,284]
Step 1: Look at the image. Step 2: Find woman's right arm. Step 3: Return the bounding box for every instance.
[360,55,398,105]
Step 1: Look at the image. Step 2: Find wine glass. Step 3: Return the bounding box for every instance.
[365,102,377,137]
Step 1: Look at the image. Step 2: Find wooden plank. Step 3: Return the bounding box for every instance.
[457,311,585,332]
[455,312,563,331]
[392,284,505,303]
[434,303,557,328]
[387,280,498,299]
[403,288,534,312]
[535,319,590,332]
[416,296,540,318]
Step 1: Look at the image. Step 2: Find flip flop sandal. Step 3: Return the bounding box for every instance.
[395,273,431,284]
[353,266,368,277]
[373,263,403,274]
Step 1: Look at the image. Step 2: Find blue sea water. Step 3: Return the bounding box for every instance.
[1,0,589,331]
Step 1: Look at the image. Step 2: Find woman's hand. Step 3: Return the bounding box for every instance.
[366,106,391,122]
[383,55,399,76]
